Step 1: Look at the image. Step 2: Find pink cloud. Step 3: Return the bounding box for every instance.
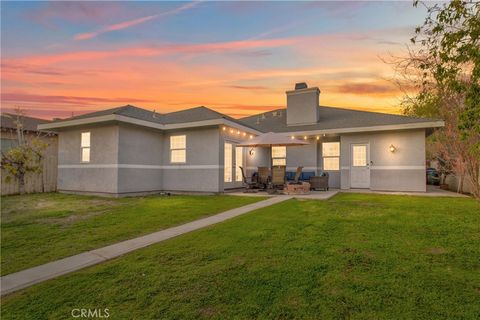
[6,37,296,66]
[74,2,200,40]
[74,15,158,40]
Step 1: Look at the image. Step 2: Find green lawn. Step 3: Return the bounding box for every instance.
[2,194,480,319]
[0,193,264,275]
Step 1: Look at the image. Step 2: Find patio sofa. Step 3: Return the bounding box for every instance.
[286,171,316,182]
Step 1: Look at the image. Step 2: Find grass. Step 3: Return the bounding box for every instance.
[0,193,265,275]
[2,193,479,319]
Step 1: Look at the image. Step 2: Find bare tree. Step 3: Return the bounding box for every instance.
[1,109,48,194]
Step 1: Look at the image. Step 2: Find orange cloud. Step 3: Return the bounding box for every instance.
[2,29,411,120]
[335,82,398,95]
[1,93,154,106]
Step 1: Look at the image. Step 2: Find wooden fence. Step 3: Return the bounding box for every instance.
[1,135,57,196]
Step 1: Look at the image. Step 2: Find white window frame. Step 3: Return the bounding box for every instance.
[322,142,340,171]
[81,132,90,163]
[170,135,186,163]
[272,146,286,166]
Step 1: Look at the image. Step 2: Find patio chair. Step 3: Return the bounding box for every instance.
[257,167,270,189]
[239,166,258,192]
[271,165,286,189]
[310,172,329,191]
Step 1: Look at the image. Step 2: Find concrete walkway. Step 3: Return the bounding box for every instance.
[0,196,291,296]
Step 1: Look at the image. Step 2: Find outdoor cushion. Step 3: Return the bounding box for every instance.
[300,171,315,181]
[285,171,296,181]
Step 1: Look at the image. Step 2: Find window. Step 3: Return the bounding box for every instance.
[322,142,339,170]
[170,135,186,163]
[224,143,232,182]
[352,145,367,166]
[81,132,90,162]
[272,146,286,166]
[235,146,243,182]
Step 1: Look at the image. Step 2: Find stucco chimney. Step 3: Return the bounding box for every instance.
[286,82,320,126]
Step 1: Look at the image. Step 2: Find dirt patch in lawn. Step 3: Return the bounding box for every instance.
[426,247,447,255]
[35,201,125,226]
[197,307,221,317]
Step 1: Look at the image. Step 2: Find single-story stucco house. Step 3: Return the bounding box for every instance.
[38,83,444,196]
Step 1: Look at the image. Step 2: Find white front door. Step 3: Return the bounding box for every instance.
[224,143,244,189]
[350,143,370,188]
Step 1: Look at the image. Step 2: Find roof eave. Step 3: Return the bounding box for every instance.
[277,121,445,136]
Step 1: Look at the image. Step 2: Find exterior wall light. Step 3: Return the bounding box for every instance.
[249,135,253,139]
[249,148,255,156]
[303,136,308,140]
[222,126,226,131]
[230,129,234,133]
[389,144,397,153]
[316,136,320,140]
[291,136,295,140]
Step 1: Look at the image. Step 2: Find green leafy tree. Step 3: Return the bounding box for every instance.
[411,0,480,150]
[1,112,48,194]
[392,0,479,197]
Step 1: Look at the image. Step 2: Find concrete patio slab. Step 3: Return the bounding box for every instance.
[341,185,469,198]
[0,195,292,296]
[228,185,468,199]
[293,190,339,200]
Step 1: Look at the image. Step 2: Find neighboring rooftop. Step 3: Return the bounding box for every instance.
[239,106,441,133]
[1,113,51,132]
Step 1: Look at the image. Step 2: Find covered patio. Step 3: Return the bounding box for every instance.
[236,132,330,195]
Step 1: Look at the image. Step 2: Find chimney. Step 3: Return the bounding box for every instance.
[286,82,320,126]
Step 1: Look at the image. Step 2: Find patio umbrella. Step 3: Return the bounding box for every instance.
[237,132,309,147]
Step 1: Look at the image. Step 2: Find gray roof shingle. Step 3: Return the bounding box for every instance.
[54,105,259,130]
[1,113,51,132]
[238,106,440,133]
[49,104,440,133]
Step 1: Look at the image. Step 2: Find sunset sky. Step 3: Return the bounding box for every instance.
[1,1,429,119]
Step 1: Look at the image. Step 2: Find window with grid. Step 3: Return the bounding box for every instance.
[81,132,90,162]
[322,142,339,171]
[271,146,286,166]
[170,135,186,163]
